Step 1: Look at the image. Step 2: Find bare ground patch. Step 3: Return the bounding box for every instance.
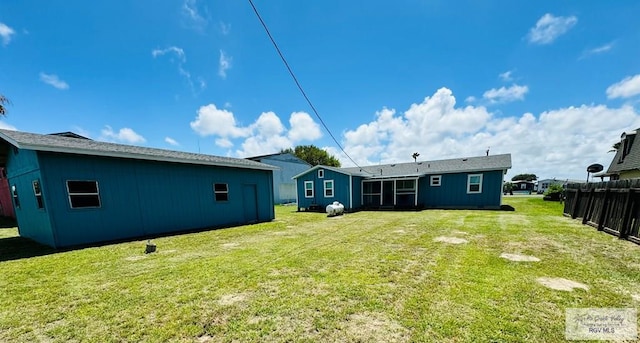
[338,312,410,343]
[500,253,540,262]
[433,236,468,244]
[217,293,249,306]
[221,242,239,249]
[536,277,589,291]
[124,255,147,261]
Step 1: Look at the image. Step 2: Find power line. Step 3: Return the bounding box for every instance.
[247,0,364,169]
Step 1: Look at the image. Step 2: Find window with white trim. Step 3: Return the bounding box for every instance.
[467,174,483,194]
[66,180,101,208]
[430,175,441,186]
[318,169,324,178]
[304,181,314,198]
[214,183,229,201]
[33,180,44,209]
[324,180,334,197]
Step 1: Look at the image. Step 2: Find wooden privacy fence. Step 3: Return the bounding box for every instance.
[564,179,640,244]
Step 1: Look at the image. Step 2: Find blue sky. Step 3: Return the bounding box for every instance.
[1,0,640,180]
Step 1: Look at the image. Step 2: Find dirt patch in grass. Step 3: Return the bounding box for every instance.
[124,255,147,261]
[500,253,540,262]
[393,229,406,234]
[221,243,239,249]
[217,293,249,306]
[340,312,409,342]
[536,277,589,291]
[433,236,468,244]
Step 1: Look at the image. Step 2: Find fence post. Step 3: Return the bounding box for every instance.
[619,189,634,239]
[597,188,609,231]
[571,188,582,219]
[582,188,595,224]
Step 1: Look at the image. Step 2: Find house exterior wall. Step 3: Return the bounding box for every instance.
[255,154,310,204]
[420,170,504,209]
[619,170,640,180]
[296,168,352,210]
[5,149,56,246]
[11,150,274,248]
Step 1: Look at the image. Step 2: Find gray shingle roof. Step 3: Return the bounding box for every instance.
[341,154,511,178]
[606,131,640,174]
[293,154,511,179]
[0,129,276,171]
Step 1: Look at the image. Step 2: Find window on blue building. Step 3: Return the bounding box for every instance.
[304,181,314,198]
[214,183,229,201]
[324,180,334,197]
[32,180,44,209]
[66,180,101,208]
[467,174,483,194]
[11,185,19,209]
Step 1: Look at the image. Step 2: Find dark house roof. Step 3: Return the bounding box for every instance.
[49,132,91,140]
[0,129,276,171]
[293,154,512,179]
[606,130,640,176]
[247,152,311,166]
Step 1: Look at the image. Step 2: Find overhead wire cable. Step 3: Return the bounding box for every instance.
[248,0,368,171]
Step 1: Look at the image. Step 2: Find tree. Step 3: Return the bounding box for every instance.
[0,94,9,116]
[511,173,537,182]
[281,145,341,167]
[608,141,621,153]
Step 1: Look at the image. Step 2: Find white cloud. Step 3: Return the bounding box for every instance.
[527,13,577,45]
[39,73,69,90]
[499,70,513,82]
[606,74,640,99]
[190,104,250,138]
[215,138,233,148]
[219,50,232,79]
[219,22,231,35]
[152,46,185,62]
[465,96,476,103]
[165,137,179,146]
[336,88,640,181]
[483,84,529,103]
[189,104,324,157]
[581,42,614,59]
[288,112,322,141]
[101,126,146,144]
[182,0,208,30]
[0,22,15,46]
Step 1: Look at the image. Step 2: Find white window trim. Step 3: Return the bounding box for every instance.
[304,181,314,198]
[430,175,442,187]
[318,169,324,178]
[324,180,334,197]
[467,174,483,194]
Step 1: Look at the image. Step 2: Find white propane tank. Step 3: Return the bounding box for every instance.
[326,201,345,216]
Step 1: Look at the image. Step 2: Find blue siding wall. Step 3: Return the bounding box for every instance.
[257,154,309,204]
[420,170,504,208]
[36,152,274,248]
[5,149,56,246]
[296,168,352,210]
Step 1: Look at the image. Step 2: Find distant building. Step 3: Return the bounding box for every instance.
[293,154,512,211]
[601,129,640,180]
[247,152,311,204]
[0,129,276,248]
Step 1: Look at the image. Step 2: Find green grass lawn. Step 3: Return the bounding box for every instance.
[1,197,639,342]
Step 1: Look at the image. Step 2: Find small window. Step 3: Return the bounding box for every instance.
[67,180,101,208]
[430,175,441,186]
[33,180,44,209]
[11,185,19,209]
[324,180,334,197]
[318,169,324,178]
[214,183,229,201]
[467,174,483,194]
[304,181,314,198]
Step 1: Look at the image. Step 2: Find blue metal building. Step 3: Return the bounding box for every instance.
[247,152,311,204]
[0,129,276,248]
[293,154,511,211]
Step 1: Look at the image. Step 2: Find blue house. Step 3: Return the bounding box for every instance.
[293,154,512,211]
[0,129,276,248]
[247,152,311,204]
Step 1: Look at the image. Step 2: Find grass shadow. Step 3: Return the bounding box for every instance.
[0,235,57,262]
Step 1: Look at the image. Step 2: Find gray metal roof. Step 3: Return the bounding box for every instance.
[342,153,512,178]
[0,129,277,171]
